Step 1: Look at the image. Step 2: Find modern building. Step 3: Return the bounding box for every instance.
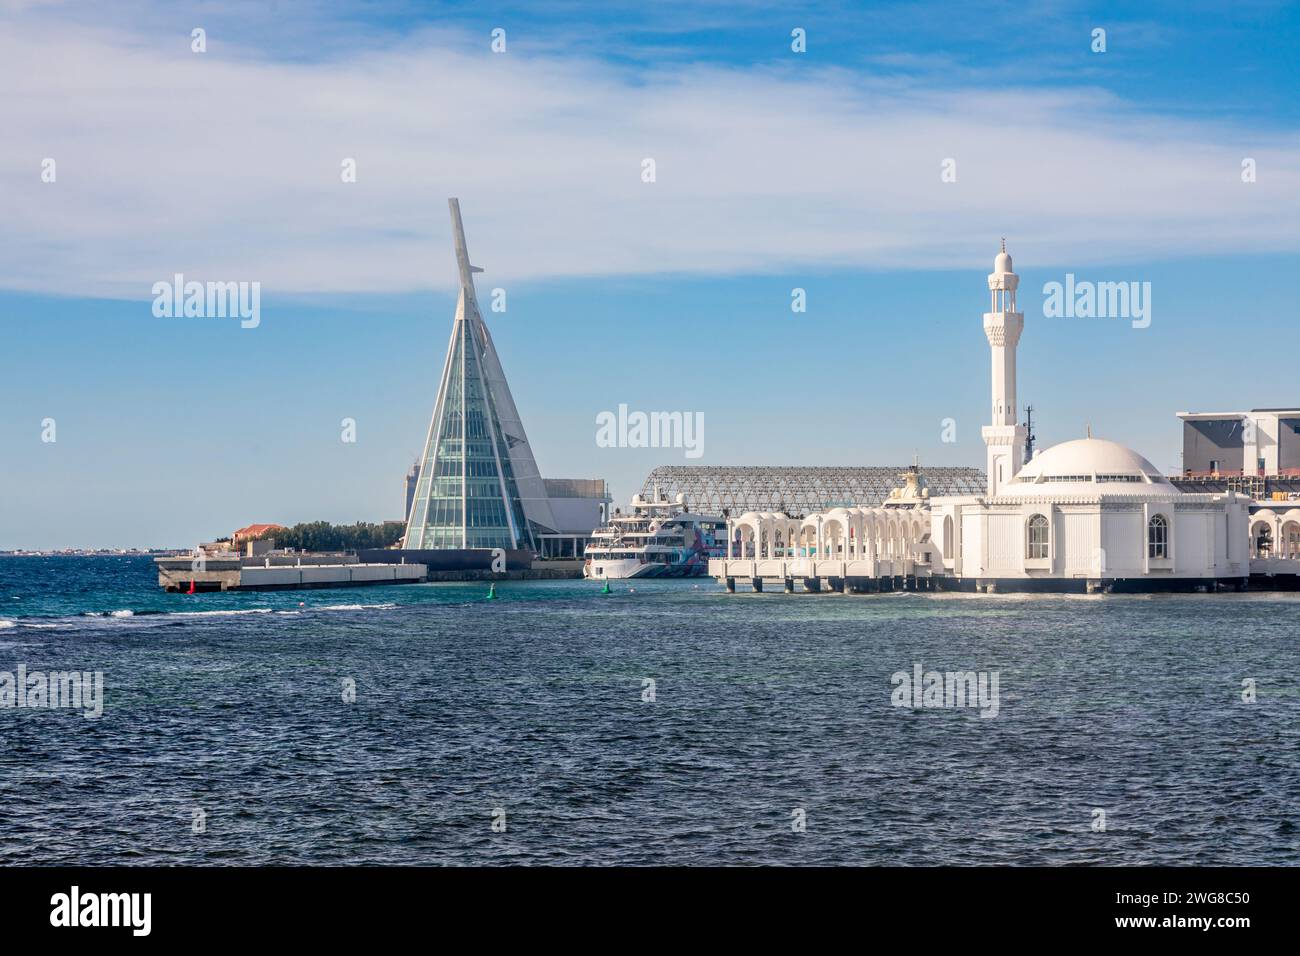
[401,199,609,556]
[538,478,611,558]
[1177,409,1300,477]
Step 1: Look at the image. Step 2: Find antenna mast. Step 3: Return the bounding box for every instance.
[1023,405,1036,465]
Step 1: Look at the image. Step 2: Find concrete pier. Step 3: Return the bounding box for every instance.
[156,553,584,592]
[709,556,932,595]
[156,556,427,592]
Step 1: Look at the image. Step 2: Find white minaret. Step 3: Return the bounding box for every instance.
[980,240,1027,496]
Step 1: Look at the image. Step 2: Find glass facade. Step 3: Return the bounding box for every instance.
[404,303,534,550]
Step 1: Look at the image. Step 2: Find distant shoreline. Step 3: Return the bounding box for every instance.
[0,550,185,557]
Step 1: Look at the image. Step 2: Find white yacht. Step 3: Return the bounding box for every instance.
[583,488,728,579]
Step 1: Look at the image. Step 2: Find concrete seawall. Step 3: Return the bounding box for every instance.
[155,558,427,592]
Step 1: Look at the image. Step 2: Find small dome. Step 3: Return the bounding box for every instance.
[1019,438,1159,478]
[1008,437,1176,497]
[994,250,1013,273]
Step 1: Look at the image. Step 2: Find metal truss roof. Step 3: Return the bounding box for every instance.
[639,465,987,518]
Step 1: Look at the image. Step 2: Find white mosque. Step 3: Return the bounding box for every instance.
[717,244,1253,593]
[926,243,1251,592]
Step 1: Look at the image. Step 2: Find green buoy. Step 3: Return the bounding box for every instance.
[601,578,611,594]
[487,582,497,600]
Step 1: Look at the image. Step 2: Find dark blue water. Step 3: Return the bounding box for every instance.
[1,555,1297,865]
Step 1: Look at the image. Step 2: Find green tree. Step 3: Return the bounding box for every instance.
[256,521,405,552]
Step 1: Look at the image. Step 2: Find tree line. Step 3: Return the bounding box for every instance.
[257,521,406,552]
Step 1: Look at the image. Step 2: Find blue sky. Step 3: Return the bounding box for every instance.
[1,0,1298,549]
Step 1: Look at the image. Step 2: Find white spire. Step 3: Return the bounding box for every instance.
[402,200,558,550]
[980,240,1028,496]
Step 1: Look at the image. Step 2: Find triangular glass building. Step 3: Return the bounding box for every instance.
[403,199,557,550]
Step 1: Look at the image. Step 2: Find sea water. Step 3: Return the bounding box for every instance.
[1,555,1296,865]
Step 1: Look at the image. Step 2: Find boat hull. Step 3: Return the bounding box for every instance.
[584,558,713,579]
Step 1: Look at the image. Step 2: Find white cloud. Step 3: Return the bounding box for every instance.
[2,9,1298,298]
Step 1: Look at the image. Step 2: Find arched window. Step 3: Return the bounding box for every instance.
[943,515,954,559]
[1026,514,1049,559]
[1147,514,1169,559]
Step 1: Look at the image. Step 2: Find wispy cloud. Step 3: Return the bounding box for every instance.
[3,5,1298,298]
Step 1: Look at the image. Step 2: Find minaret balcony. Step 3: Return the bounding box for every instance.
[983,312,1024,347]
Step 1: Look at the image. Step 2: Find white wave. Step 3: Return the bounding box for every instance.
[0,620,14,629]
[169,608,275,618]
[54,602,397,624]
[314,603,397,612]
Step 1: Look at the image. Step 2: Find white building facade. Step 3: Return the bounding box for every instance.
[929,438,1250,591]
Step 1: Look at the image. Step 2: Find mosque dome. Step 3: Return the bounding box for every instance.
[1007,437,1176,497]
[994,250,1013,273]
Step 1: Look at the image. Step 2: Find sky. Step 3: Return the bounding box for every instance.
[1,0,1298,549]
